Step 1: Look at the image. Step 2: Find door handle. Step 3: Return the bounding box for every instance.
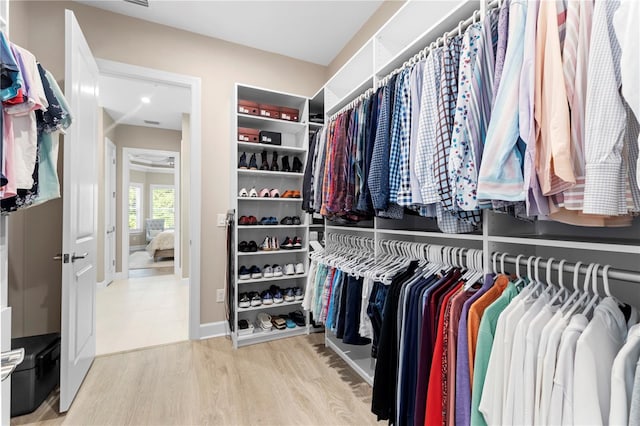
[72,253,88,262]
[53,254,64,261]
[1,348,25,382]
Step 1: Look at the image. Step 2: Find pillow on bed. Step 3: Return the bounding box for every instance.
[149,230,162,239]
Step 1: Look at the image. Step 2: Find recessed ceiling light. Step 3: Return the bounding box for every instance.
[141,96,151,104]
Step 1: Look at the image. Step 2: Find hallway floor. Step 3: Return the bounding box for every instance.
[96,273,188,355]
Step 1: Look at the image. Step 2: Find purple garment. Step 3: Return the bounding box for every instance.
[455,274,494,426]
[491,0,510,105]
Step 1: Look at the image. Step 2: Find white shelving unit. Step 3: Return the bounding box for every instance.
[317,0,640,386]
[230,84,311,348]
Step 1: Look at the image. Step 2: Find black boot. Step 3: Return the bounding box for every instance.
[260,150,269,170]
[270,151,279,171]
[292,156,303,173]
[281,156,291,172]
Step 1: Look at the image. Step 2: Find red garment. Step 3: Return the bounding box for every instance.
[3,87,25,105]
[425,281,463,426]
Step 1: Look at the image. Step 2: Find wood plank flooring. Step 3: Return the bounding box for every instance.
[12,333,376,426]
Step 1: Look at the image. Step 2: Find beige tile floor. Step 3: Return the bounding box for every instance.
[96,273,189,355]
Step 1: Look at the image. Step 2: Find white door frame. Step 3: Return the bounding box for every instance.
[122,147,180,279]
[104,137,116,286]
[98,59,201,340]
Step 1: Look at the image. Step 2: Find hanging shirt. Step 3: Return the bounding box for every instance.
[574,298,639,425]
[390,68,411,206]
[491,0,510,104]
[415,47,444,205]
[469,277,516,426]
[534,0,575,196]
[368,80,393,212]
[614,0,640,191]
[477,0,528,202]
[583,0,634,216]
[609,323,640,425]
[630,360,640,426]
[408,61,425,205]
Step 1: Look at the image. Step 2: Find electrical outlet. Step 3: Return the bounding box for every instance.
[217,213,226,227]
[216,289,225,303]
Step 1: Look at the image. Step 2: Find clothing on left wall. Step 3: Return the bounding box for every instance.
[0,30,72,213]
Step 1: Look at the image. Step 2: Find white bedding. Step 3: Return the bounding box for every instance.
[146,229,175,256]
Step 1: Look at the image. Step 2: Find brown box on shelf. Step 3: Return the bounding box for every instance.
[238,127,260,143]
[279,107,300,122]
[238,100,259,116]
[259,104,281,119]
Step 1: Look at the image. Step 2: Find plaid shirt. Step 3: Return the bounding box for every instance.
[397,67,415,207]
[369,80,393,211]
[389,69,410,204]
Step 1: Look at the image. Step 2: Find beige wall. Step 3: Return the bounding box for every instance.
[326,0,405,79]
[114,124,181,270]
[128,169,175,248]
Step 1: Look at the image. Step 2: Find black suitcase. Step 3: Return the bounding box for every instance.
[11,333,61,417]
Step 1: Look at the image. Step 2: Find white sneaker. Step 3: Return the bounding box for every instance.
[272,265,283,277]
[294,263,304,274]
[284,263,295,276]
[238,188,249,197]
[263,265,274,278]
[249,187,258,197]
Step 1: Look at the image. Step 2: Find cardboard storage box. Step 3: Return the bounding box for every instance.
[238,127,260,143]
[259,104,281,119]
[279,107,299,122]
[238,100,259,116]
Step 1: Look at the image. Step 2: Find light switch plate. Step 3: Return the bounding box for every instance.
[216,289,225,302]
[217,214,226,227]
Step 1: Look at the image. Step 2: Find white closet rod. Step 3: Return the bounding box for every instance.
[495,253,640,284]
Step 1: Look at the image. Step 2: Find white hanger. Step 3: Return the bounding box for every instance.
[564,263,596,320]
[581,264,602,317]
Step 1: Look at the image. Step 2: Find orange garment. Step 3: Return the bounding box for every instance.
[466,274,509,386]
[534,0,576,196]
[425,282,463,426]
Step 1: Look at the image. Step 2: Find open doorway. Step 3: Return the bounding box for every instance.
[96,68,191,355]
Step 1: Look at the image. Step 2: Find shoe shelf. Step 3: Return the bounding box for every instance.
[232,83,312,349]
[237,141,307,154]
[237,169,304,178]
[237,300,303,313]
[237,248,308,256]
[238,274,308,284]
[237,197,302,203]
[238,224,307,229]
[237,325,308,346]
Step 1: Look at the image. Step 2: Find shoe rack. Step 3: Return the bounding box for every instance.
[230,83,311,348]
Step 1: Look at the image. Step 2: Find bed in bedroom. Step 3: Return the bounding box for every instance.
[146,229,175,262]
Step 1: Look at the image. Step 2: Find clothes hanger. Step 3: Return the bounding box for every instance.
[564,262,596,320]
[547,258,568,307]
[559,260,581,313]
[581,264,602,318]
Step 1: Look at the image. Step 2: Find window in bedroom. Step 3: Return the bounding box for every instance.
[150,185,175,229]
[128,183,143,232]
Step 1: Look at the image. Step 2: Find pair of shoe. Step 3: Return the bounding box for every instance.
[258,150,281,172]
[239,292,263,308]
[238,240,258,252]
[280,190,301,198]
[238,187,257,197]
[238,152,258,170]
[257,188,279,198]
[259,236,280,251]
[238,265,263,280]
[279,216,302,225]
[281,286,303,302]
[239,215,258,225]
[257,313,272,331]
[283,263,305,275]
[263,265,284,278]
[258,216,279,225]
[281,236,302,250]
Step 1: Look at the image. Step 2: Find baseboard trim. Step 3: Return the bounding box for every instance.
[199,321,229,339]
[96,280,106,288]
[114,272,126,281]
[181,278,189,286]
[130,245,146,251]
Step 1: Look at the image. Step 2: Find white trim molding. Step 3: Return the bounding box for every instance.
[199,321,229,340]
[98,58,202,342]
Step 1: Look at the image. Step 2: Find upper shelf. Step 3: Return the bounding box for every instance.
[237,142,306,154]
[237,84,307,109]
[375,0,480,76]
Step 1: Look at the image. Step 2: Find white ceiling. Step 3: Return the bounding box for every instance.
[99,74,190,130]
[74,0,384,65]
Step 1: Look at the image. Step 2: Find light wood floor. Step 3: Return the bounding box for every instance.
[12,333,376,426]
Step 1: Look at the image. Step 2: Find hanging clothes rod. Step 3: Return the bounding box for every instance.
[377,0,502,88]
[328,86,376,121]
[495,253,640,284]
